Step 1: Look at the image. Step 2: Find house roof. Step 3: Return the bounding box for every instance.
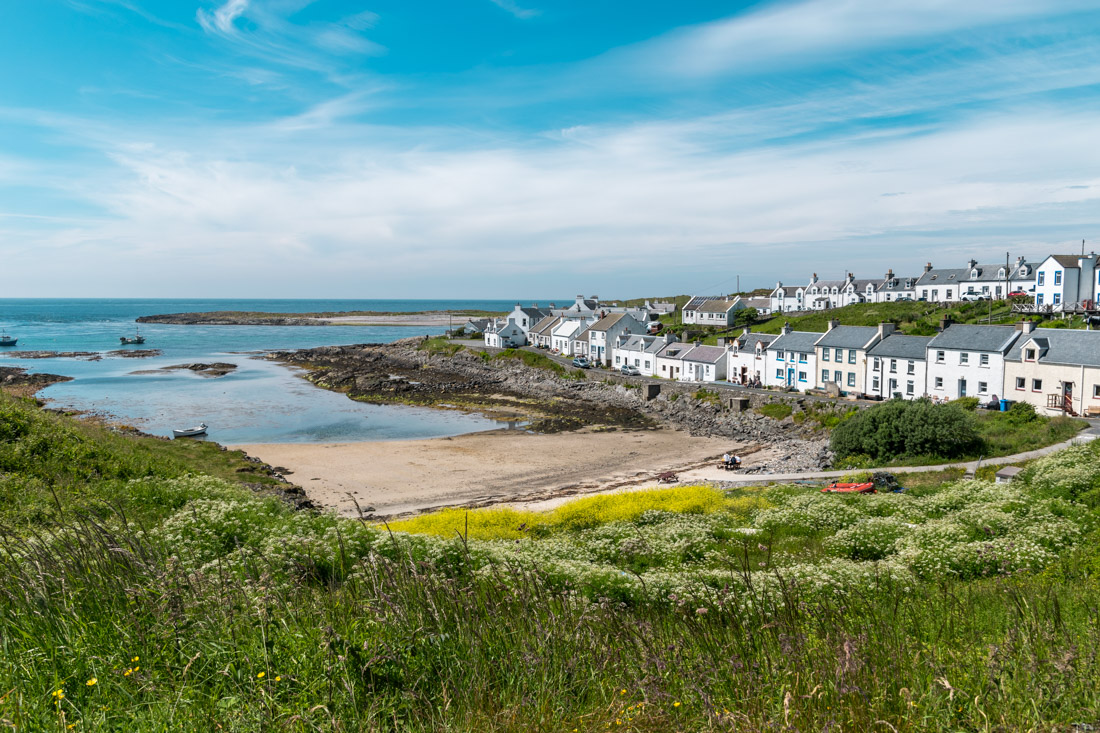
[681,345,726,364]
[740,297,771,309]
[698,299,739,314]
[1005,328,1100,367]
[573,328,590,342]
[815,326,880,349]
[529,315,559,335]
[589,312,629,331]
[734,333,778,351]
[807,279,847,290]
[1046,254,1083,268]
[868,335,933,360]
[915,268,968,287]
[769,330,821,353]
[617,334,670,354]
[927,324,1019,352]
[684,295,730,312]
[876,276,917,292]
[657,342,689,360]
[850,279,878,290]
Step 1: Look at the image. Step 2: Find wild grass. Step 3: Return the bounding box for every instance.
[417,336,464,356]
[5,399,1100,729]
[756,402,793,420]
[752,299,1027,336]
[492,348,586,379]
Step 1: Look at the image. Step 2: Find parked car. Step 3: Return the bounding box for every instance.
[620,364,641,376]
[1007,290,1028,297]
[959,293,987,302]
[572,357,591,368]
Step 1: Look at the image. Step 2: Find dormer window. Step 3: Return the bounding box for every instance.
[998,268,1005,278]
[1025,348,1036,361]
[971,270,978,279]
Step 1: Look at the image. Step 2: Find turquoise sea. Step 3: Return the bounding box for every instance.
[0,299,534,444]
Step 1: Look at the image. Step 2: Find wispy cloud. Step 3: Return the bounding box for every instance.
[196,0,249,34]
[488,0,539,20]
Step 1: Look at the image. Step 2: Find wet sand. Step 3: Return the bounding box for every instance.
[233,428,769,517]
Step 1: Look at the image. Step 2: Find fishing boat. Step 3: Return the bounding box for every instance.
[0,331,16,347]
[172,423,208,438]
[120,327,145,345]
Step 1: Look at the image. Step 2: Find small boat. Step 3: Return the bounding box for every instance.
[0,331,15,347]
[120,327,145,345]
[821,482,876,494]
[172,423,208,438]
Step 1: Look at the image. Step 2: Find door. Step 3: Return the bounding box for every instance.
[889,378,897,398]
[787,368,794,387]
[959,379,967,397]
[1064,382,1074,413]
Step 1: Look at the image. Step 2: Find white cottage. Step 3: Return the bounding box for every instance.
[925,322,1020,401]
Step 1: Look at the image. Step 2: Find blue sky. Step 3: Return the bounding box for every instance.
[2,0,1100,298]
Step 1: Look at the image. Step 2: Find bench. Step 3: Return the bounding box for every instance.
[1086,406,1100,418]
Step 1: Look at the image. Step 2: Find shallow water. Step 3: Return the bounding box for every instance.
[0,298,541,443]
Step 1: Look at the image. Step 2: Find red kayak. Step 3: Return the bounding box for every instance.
[821,482,876,494]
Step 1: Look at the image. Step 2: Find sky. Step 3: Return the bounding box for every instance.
[2,0,1100,299]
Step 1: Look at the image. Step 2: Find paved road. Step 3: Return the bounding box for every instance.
[680,427,1100,485]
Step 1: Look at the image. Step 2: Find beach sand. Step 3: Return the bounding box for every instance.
[234,428,770,517]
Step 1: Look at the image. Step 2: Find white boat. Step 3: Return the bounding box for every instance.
[172,423,208,438]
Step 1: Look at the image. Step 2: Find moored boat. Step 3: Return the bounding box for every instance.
[172,423,208,438]
[120,327,145,345]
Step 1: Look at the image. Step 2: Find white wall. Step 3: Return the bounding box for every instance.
[925,348,1005,401]
[865,356,927,400]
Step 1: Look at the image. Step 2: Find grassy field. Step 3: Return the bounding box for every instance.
[3,393,1100,730]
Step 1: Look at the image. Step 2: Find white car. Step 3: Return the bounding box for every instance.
[620,365,641,376]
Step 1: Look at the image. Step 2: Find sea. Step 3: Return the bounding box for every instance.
[0,299,536,444]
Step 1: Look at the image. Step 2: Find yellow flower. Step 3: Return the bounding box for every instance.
[123,670,132,677]
[131,656,139,662]
[275,676,281,682]
[52,689,65,699]
[673,701,681,708]
[133,666,139,672]
[620,689,626,695]
[256,672,265,679]
[86,678,97,687]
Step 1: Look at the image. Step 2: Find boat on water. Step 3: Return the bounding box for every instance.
[120,327,145,345]
[172,423,208,438]
[0,331,15,347]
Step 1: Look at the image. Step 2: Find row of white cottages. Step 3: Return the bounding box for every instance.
[767,251,1100,314]
[724,320,1100,417]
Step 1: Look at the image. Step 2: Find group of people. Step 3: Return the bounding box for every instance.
[721,453,742,470]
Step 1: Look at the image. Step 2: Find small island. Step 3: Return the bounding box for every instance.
[137,309,504,327]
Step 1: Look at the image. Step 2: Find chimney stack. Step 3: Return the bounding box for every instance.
[782,322,792,335]
[878,322,896,340]
[924,262,934,273]
[968,259,977,269]
[939,316,953,332]
[886,268,894,280]
[1016,319,1036,334]
[827,319,840,331]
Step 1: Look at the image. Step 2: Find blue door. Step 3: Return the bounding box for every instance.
[787,368,794,387]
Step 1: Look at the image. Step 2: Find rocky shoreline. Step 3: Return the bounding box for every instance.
[269,338,836,473]
[0,366,73,397]
[137,310,501,326]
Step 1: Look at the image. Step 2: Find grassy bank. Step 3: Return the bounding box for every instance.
[3,395,1100,729]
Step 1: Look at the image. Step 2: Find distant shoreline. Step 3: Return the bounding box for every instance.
[136,310,504,327]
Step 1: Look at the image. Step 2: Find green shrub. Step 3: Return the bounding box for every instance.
[953,396,980,411]
[830,399,983,463]
[1006,401,1040,424]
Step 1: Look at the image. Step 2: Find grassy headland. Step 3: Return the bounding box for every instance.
[2,393,1100,729]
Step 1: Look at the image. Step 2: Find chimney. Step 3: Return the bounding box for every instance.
[878,322,896,340]
[550,302,556,309]
[939,316,953,332]
[693,339,702,347]
[924,262,933,273]
[811,273,819,283]
[968,259,977,270]
[1016,319,1036,334]
[590,295,598,301]
[717,337,727,347]
[827,319,840,331]
[742,326,752,337]
[782,321,792,335]
[532,302,538,309]
[885,268,893,280]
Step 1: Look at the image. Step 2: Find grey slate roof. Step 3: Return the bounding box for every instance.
[529,315,559,335]
[1005,328,1100,367]
[734,333,778,351]
[876,276,918,293]
[1048,254,1082,268]
[814,326,879,349]
[684,295,725,311]
[868,335,933,360]
[617,334,668,355]
[518,307,548,321]
[682,345,726,364]
[698,299,738,314]
[926,324,1019,352]
[769,330,822,354]
[916,268,968,287]
[741,297,771,309]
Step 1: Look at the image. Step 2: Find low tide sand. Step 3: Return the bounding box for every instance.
[234,428,767,517]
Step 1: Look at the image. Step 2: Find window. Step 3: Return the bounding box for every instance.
[907,380,915,395]
[979,354,989,367]
[834,348,842,361]
[634,359,640,366]
[1054,271,1062,285]
[644,360,650,369]
[615,356,621,365]
[960,352,969,365]
[776,369,783,379]
[1016,377,1025,390]
[1038,272,1045,286]
[798,371,807,382]
[848,350,856,364]
[1054,293,1062,305]
[1032,379,1042,392]
[788,352,795,361]
[979,381,988,394]
[822,349,830,362]
[873,377,880,390]
[1037,294,1044,305]
[890,359,897,373]
[1094,384,1100,398]
[847,372,856,387]
[936,351,945,363]
[799,353,807,363]
[907,360,915,375]
[873,357,880,371]
[922,289,928,299]
[822,369,830,383]
[935,377,943,389]
[776,351,784,361]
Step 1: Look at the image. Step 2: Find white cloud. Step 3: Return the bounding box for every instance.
[488,0,539,20]
[197,0,249,34]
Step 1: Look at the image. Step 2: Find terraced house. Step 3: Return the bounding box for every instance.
[925,322,1020,402]
[864,335,932,400]
[1004,324,1100,417]
[725,329,778,386]
[814,322,894,395]
[764,326,819,392]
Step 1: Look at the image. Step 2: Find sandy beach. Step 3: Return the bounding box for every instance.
[234,428,770,517]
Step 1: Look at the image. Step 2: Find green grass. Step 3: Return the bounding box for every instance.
[492,348,585,379]
[6,396,1100,730]
[417,336,464,356]
[756,402,793,420]
[752,299,1026,335]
